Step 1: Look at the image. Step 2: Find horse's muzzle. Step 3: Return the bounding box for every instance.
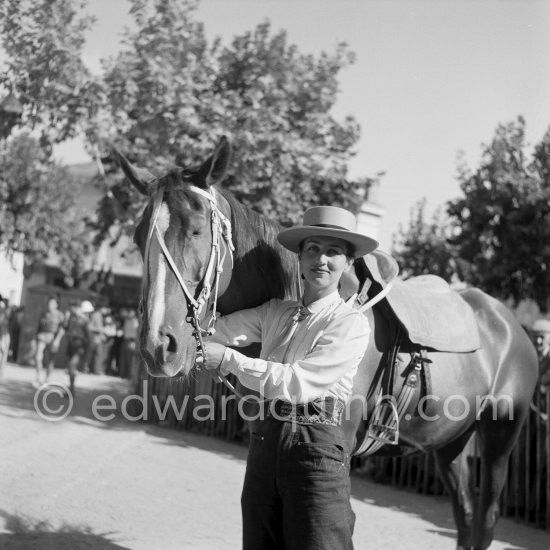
[141,336,195,379]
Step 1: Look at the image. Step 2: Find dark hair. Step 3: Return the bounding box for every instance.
[47,295,59,305]
[298,238,355,260]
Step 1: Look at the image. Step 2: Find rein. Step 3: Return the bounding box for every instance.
[144,185,245,395]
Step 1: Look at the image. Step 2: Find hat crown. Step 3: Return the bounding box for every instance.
[276,205,378,258]
[303,206,356,232]
[81,300,94,313]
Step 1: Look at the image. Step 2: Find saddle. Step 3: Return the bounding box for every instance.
[349,250,480,353]
[342,251,481,456]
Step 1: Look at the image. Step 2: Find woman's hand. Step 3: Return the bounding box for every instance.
[203,342,227,370]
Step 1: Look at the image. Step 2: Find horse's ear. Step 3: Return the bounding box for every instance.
[112,147,157,196]
[196,136,232,189]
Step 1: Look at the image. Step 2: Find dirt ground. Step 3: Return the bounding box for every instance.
[0,363,548,550]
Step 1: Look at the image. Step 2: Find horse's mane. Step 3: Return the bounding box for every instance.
[219,188,299,303]
[219,189,281,255]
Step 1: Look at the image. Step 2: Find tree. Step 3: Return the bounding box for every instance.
[1,0,381,283]
[448,118,550,311]
[0,0,102,286]
[0,0,101,153]
[392,118,550,312]
[391,199,461,281]
[93,0,378,239]
[0,133,95,282]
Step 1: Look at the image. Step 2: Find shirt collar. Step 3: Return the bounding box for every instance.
[302,290,341,314]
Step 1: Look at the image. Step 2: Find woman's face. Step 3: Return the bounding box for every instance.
[299,236,353,292]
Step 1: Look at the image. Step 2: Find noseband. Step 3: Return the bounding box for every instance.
[143,184,235,371]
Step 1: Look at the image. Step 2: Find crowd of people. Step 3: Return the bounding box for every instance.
[35,296,139,390]
[30,296,140,392]
[0,292,142,391]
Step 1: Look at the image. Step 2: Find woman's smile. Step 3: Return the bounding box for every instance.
[299,236,353,303]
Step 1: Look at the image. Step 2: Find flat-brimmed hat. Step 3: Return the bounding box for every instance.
[277,206,378,258]
[532,319,550,333]
[81,300,95,314]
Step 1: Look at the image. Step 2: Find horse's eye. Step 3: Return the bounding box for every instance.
[192,230,201,236]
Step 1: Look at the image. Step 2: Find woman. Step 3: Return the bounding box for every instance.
[204,206,378,550]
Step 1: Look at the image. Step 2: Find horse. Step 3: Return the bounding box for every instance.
[115,137,538,550]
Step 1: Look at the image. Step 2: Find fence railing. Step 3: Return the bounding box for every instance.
[140,372,549,531]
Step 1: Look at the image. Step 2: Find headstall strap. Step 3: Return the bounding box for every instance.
[145,185,244,395]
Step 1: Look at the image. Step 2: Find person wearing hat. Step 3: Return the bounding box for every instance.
[203,206,377,550]
[63,299,93,394]
[532,318,550,389]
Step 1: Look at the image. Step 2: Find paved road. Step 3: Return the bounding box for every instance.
[0,363,548,550]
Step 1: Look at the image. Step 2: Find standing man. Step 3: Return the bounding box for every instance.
[64,300,93,395]
[102,310,118,375]
[0,297,10,379]
[34,296,65,387]
[533,318,550,391]
[87,307,106,374]
[120,309,139,380]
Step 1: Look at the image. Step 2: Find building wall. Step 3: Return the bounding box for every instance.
[356,200,386,244]
[0,250,24,305]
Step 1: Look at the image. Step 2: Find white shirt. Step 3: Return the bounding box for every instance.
[206,290,370,404]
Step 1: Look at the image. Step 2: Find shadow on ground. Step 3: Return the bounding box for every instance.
[0,365,135,428]
[351,474,457,542]
[0,364,250,462]
[351,471,548,550]
[0,510,131,550]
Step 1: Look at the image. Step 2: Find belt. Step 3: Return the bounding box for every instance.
[268,397,345,426]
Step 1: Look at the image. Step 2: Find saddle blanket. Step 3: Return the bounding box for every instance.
[361,252,481,353]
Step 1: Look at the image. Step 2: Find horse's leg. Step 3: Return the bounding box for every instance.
[471,407,524,550]
[434,430,476,550]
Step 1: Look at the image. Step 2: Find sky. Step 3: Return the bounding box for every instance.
[38,1,550,250]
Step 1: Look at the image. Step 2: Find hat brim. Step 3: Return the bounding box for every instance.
[277,226,378,258]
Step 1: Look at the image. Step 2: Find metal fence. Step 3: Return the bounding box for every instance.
[351,389,549,531]
[140,373,549,531]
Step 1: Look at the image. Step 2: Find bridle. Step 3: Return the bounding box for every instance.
[143,184,239,387]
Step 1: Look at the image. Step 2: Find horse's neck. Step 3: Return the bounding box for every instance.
[218,197,299,314]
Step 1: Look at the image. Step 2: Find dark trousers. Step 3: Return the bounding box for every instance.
[242,415,355,550]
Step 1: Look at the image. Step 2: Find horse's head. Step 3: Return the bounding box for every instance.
[114,138,234,377]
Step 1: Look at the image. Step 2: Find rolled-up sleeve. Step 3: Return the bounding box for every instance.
[220,310,370,403]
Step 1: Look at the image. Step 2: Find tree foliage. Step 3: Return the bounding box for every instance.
[391,199,461,281]
[1,0,379,285]
[0,133,94,281]
[0,0,101,153]
[448,118,550,311]
[393,117,550,312]
[94,0,377,239]
[0,0,101,285]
